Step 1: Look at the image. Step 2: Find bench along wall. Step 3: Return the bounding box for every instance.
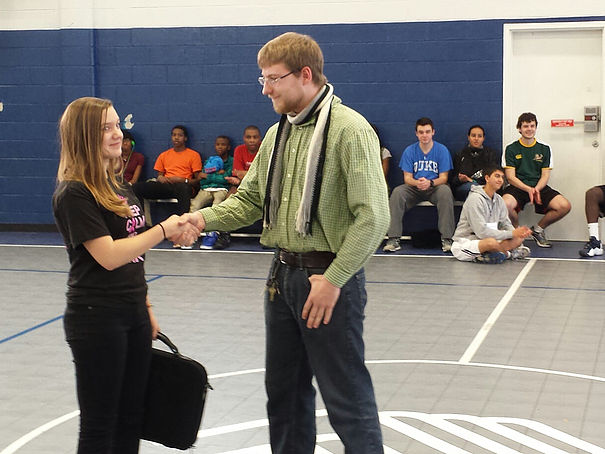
[1,1,604,225]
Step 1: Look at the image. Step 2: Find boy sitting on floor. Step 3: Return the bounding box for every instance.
[452,165,532,264]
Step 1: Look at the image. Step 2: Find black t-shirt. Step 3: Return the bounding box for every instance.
[52,181,148,307]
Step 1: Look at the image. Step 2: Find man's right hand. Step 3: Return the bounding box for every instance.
[180,211,205,232]
[167,212,205,246]
[533,187,542,205]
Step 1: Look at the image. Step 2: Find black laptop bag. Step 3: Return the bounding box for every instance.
[142,332,211,450]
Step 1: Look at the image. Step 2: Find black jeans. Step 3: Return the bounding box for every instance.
[64,303,152,454]
[132,181,192,215]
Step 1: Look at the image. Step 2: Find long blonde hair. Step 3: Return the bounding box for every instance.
[57,97,132,217]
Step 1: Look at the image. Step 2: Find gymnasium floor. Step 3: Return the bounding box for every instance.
[1,233,604,453]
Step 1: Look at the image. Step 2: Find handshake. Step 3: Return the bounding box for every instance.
[159,212,206,247]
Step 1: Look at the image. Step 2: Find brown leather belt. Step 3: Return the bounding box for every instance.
[278,249,335,269]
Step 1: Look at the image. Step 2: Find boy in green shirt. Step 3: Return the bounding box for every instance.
[502,112,571,247]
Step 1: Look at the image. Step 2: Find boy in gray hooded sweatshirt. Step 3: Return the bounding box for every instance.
[452,165,532,263]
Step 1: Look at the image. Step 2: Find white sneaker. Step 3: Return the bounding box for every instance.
[383,238,401,252]
[509,245,530,260]
[441,238,453,253]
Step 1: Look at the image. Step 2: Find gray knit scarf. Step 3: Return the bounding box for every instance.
[263,83,334,236]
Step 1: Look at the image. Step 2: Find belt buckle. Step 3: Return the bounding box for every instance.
[279,250,291,266]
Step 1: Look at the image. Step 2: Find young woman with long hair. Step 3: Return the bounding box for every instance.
[52,97,198,452]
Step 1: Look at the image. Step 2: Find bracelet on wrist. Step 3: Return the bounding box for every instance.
[158,223,167,240]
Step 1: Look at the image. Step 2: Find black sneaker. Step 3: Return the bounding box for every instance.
[531,226,551,248]
[579,236,603,257]
[213,232,231,250]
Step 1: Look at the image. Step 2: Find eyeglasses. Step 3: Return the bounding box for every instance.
[258,70,297,87]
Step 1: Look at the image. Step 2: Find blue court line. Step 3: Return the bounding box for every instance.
[0,276,161,345]
[3,269,603,346]
[0,315,64,345]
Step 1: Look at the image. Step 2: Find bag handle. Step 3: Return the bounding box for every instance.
[155,331,214,390]
[155,331,180,355]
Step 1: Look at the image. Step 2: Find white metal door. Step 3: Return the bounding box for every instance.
[503,22,604,241]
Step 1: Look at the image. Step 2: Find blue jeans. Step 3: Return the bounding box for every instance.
[64,303,152,454]
[264,258,383,454]
[453,181,478,201]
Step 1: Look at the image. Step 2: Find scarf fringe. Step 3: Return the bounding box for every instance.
[263,84,334,236]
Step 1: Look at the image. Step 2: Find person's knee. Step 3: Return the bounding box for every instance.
[586,186,603,205]
[434,185,453,205]
[502,194,517,212]
[389,185,409,207]
[551,196,571,215]
[390,184,407,199]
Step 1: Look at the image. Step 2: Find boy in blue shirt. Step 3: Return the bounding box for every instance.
[384,117,455,252]
[189,135,234,249]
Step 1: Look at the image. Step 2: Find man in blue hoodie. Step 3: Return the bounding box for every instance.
[451,165,532,263]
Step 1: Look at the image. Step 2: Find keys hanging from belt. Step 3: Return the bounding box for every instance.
[266,259,280,302]
[267,280,280,302]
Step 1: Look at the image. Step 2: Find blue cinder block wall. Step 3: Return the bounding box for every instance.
[0,17,602,225]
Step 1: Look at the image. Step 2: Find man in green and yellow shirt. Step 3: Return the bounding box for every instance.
[183,32,388,453]
[502,112,571,247]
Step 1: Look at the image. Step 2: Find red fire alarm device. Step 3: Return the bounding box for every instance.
[550,119,574,127]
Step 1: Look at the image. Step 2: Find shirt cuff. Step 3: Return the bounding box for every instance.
[199,207,220,231]
[323,265,350,289]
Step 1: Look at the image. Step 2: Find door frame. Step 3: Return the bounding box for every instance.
[503,21,605,183]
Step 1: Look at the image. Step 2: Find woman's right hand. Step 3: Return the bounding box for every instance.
[161,214,200,245]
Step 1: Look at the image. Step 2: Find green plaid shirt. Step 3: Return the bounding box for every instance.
[201,96,389,287]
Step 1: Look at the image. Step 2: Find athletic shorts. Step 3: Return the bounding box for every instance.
[451,238,481,262]
[502,185,560,215]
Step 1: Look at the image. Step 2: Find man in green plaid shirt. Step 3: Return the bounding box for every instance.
[185,32,388,453]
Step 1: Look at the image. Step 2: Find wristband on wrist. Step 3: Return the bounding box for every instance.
[430,179,435,187]
[158,223,167,240]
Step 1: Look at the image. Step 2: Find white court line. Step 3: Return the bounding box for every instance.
[459,258,537,364]
[0,410,79,454]
[4,360,605,454]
